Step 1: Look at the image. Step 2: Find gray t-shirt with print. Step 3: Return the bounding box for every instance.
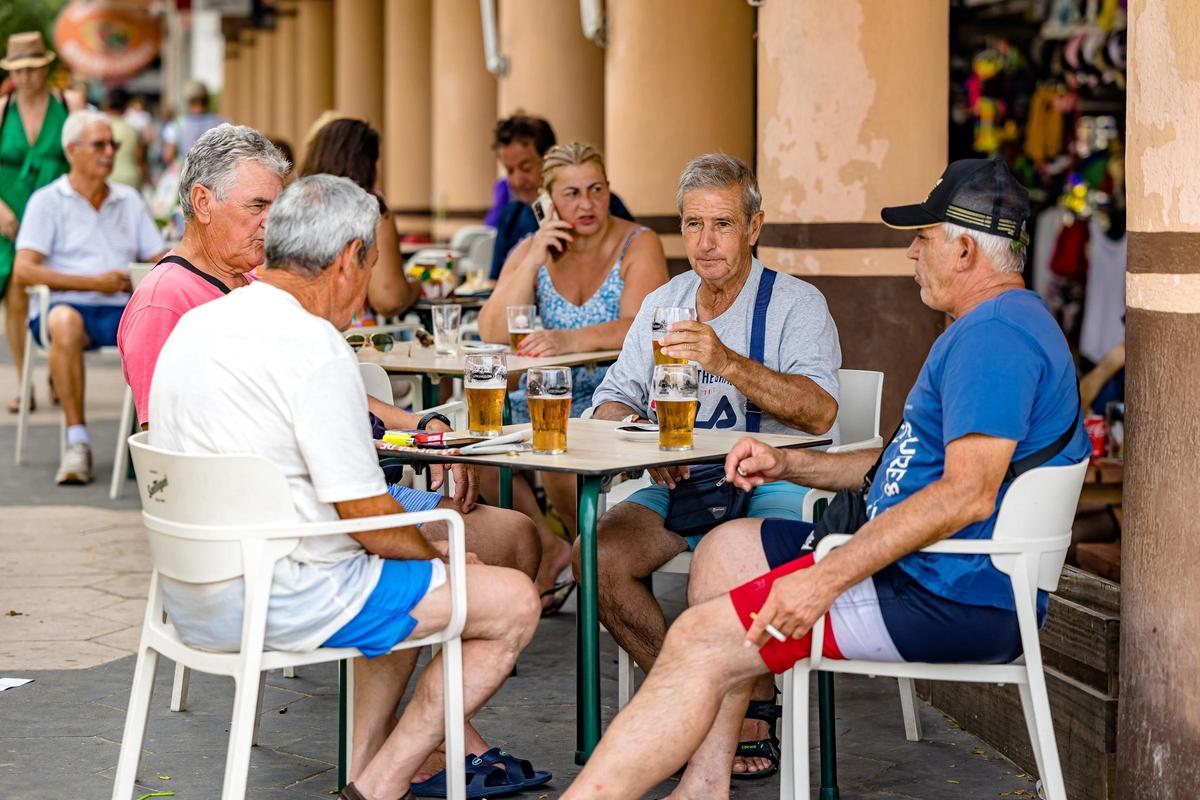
[591,258,842,439]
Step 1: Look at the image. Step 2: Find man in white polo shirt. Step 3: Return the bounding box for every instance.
[14,109,164,484]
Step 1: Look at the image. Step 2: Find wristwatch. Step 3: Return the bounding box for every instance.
[417,411,453,431]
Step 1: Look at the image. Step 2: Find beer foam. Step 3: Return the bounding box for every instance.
[652,391,697,402]
[466,379,507,390]
[529,389,571,398]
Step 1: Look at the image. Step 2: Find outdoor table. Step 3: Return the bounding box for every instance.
[390,417,832,763]
[358,344,620,409]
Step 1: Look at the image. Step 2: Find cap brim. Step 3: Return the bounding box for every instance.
[881,203,941,230]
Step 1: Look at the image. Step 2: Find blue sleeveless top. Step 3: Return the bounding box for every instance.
[510,226,648,421]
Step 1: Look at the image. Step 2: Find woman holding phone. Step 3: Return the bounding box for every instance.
[478,142,669,612]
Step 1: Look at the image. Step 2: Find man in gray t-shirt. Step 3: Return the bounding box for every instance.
[580,154,841,777]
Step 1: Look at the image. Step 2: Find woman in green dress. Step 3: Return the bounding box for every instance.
[0,32,83,412]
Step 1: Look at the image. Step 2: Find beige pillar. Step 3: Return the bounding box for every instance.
[251,26,276,135]
[605,0,753,224]
[334,0,384,129]
[273,3,300,149]
[238,29,258,131]
[383,0,432,235]
[1118,2,1200,796]
[755,0,947,427]
[296,0,334,154]
[498,0,604,148]
[221,40,241,123]
[431,0,497,239]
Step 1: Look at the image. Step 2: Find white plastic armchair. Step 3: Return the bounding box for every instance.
[779,459,1088,800]
[110,263,158,500]
[113,432,469,800]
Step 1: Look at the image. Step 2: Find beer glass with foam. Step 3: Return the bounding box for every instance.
[527,366,572,454]
[465,353,507,437]
[652,363,699,451]
[652,306,697,365]
[507,305,537,351]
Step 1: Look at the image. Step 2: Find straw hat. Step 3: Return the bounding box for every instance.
[1,32,56,71]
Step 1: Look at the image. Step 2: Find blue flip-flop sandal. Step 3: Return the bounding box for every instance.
[410,753,527,798]
[478,747,553,791]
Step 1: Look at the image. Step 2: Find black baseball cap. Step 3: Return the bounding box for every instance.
[881,158,1031,245]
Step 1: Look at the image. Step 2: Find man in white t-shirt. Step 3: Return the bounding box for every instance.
[149,175,540,800]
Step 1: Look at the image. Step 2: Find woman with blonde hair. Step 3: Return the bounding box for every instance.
[479,142,669,612]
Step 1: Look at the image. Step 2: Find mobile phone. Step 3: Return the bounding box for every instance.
[533,191,568,259]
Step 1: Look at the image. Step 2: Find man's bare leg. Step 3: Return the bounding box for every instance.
[46,305,88,427]
[477,467,571,597]
[571,501,687,671]
[541,470,578,540]
[351,564,540,800]
[561,596,769,799]
[424,499,540,580]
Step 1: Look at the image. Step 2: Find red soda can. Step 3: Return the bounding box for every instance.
[1083,414,1107,459]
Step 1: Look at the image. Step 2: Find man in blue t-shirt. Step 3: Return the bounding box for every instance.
[558,159,1090,799]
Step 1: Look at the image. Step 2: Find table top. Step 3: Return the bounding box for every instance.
[359,345,621,377]
[413,296,490,311]
[383,417,831,477]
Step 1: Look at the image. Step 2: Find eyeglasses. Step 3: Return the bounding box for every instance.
[87,139,121,153]
[345,332,394,352]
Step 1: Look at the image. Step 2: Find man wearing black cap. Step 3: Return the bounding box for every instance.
[556,159,1090,800]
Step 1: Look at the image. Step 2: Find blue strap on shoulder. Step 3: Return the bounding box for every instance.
[744,267,776,434]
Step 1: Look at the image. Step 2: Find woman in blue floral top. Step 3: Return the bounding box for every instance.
[478,142,668,611]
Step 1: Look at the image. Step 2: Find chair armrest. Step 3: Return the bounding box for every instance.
[426,399,467,431]
[826,436,883,454]
[145,508,463,542]
[801,489,836,524]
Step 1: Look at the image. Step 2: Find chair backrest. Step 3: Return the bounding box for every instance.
[990,459,1089,591]
[129,262,155,290]
[835,369,883,445]
[359,362,394,405]
[128,432,299,584]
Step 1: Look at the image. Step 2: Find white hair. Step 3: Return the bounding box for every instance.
[61,110,111,151]
[264,175,380,277]
[178,124,290,221]
[941,222,1026,274]
[676,153,762,222]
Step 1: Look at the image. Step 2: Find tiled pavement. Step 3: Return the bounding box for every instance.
[0,358,1041,799]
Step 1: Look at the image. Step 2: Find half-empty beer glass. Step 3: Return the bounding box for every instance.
[652,363,698,451]
[652,306,697,365]
[527,366,572,454]
[464,353,507,437]
[507,304,536,351]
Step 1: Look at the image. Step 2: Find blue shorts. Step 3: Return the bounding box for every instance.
[387,483,445,516]
[757,519,1028,664]
[624,480,811,550]
[323,558,444,657]
[29,303,124,349]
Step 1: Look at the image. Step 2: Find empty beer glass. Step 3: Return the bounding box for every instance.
[464,353,507,437]
[432,303,462,355]
[653,363,699,451]
[507,305,537,351]
[652,306,697,365]
[527,366,572,454]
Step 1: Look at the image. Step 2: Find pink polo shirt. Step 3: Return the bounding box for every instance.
[117,256,256,425]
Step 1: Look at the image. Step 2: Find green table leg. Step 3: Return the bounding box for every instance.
[421,375,438,410]
[338,660,348,790]
[818,671,840,799]
[575,475,602,764]
[499,468,512,509]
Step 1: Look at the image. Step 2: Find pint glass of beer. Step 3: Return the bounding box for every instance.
[651,306,697,365]
[464,353,507,437]
[652,363,699,451]
[527,366,572,454]
[507,305,537,351]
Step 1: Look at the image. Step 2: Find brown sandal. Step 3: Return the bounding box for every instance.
[337,783,414,800]
[7,392,34,414]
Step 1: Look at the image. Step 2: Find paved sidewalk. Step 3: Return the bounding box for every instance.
[0,363,1041,799]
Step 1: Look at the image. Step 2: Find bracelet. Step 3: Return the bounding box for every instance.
[417,411,453,431]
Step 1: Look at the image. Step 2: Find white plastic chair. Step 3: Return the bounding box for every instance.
[778,459,1088,800]
[114,432,468,800]
[109,263,158,500]
[616,369,885,706]
[449,225,497,275]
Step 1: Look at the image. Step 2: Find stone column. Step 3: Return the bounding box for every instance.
[498,0,604,147]
[1117,2,1200,796]
[221,38,241,123]
[238,28,258,131]
[334,0,384,130]
[755,0,947,428]
[383,0,432,235]
[272,2,300,148]
[431,0,497,239]
[295,0,334,154]
[251,25,276,136]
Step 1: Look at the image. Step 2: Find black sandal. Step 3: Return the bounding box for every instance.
[731,699,781,780]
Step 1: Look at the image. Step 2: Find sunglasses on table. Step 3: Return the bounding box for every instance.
[345,332,395,352]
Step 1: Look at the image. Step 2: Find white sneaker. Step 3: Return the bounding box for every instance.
[56,443,93,485]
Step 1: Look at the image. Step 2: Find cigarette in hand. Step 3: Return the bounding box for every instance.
[749,612,787,643]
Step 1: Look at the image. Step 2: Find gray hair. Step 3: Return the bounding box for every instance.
[941,222,1026,274]
[178,124,290,221]
[675,153,762,223]
[61,110,111,151]
[264,174,380,277]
